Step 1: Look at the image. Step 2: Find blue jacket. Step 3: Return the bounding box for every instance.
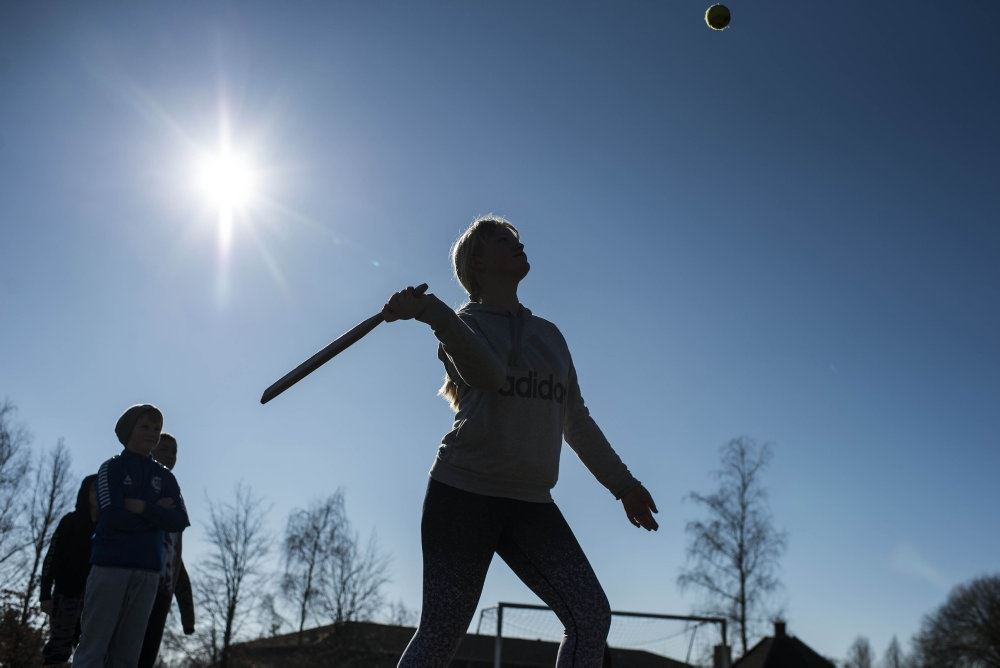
[92,449,190,572]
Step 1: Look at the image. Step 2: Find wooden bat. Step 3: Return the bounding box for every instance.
[260,284,427,405]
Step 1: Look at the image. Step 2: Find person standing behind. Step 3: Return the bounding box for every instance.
[73,404,190,668]
[138,432,195,668]
[39,475,98,665]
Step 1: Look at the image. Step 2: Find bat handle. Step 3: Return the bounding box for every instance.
[381,283,429,321]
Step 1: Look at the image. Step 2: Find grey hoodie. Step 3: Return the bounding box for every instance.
[417,297,639,503]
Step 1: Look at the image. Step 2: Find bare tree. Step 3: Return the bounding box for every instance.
[17,442,73,626]
[0,400,55,667]
[161,613,220,668]
[282,491,348,642]
[0,400,31,572]
[912,573,1000,667]
[194,483,271,668]
[282,490,391,639]
[256,592,288,639]
[677,437,787,656]
[845,635,874,668]
[882,635,906,668]
[322,528,390,625]
[384,599,418,627]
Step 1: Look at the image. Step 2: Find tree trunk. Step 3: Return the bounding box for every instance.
[297,551,317,644]
[739,573,747,655]
[222,600,237,668]
[19,565,39,625]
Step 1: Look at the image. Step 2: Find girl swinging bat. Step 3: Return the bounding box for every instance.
[384,216,658,667]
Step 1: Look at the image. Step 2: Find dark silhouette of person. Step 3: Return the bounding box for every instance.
[73,404,190,667]
[39,475,98,665]
[137,432,195,668]
[387,216,659,667]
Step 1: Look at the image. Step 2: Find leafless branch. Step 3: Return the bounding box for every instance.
[677,437,787,656]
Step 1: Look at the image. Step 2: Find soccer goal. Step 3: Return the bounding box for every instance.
[476,602,731,668]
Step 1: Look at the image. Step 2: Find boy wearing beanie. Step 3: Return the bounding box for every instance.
[73,405,190,668]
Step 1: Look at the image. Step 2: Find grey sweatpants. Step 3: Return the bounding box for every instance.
[72,565,159,668]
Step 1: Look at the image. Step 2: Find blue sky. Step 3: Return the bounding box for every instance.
[1,0,998,661]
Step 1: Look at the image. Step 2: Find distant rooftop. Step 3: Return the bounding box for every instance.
[732,621,835,668]
[228,620,696,667]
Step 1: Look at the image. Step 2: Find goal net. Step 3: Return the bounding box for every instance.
[475,603,727,667]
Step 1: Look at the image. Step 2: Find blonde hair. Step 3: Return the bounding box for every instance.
[438,215,519,411]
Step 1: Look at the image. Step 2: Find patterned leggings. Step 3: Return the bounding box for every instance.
[398,479,611,667]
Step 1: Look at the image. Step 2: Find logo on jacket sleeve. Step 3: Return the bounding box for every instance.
[151,476,162,493]
[499,371,565,404]
[123,474,133,486]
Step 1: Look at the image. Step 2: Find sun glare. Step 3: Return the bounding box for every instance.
[197,149,259,212]
[185,117,282,301]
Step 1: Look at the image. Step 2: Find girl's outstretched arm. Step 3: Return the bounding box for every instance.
[563,362,638,493]
[564,362,659,530]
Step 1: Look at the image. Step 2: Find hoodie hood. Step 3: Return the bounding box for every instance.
[459,302,533,366]
[459,302,532,318]
[75,474,96,520]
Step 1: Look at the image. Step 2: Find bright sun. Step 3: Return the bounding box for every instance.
[197,148,259,212]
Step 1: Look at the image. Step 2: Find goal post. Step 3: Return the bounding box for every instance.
[477,602,731,668]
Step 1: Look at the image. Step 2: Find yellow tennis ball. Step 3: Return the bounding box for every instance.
[705,4,731,30]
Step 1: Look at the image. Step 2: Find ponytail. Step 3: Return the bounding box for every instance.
[438,375,460,412]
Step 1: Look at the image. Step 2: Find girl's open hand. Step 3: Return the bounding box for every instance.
[622,485,659,531]
[382,284,430,322]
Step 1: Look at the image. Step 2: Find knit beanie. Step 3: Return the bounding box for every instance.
[114,404,163,445]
